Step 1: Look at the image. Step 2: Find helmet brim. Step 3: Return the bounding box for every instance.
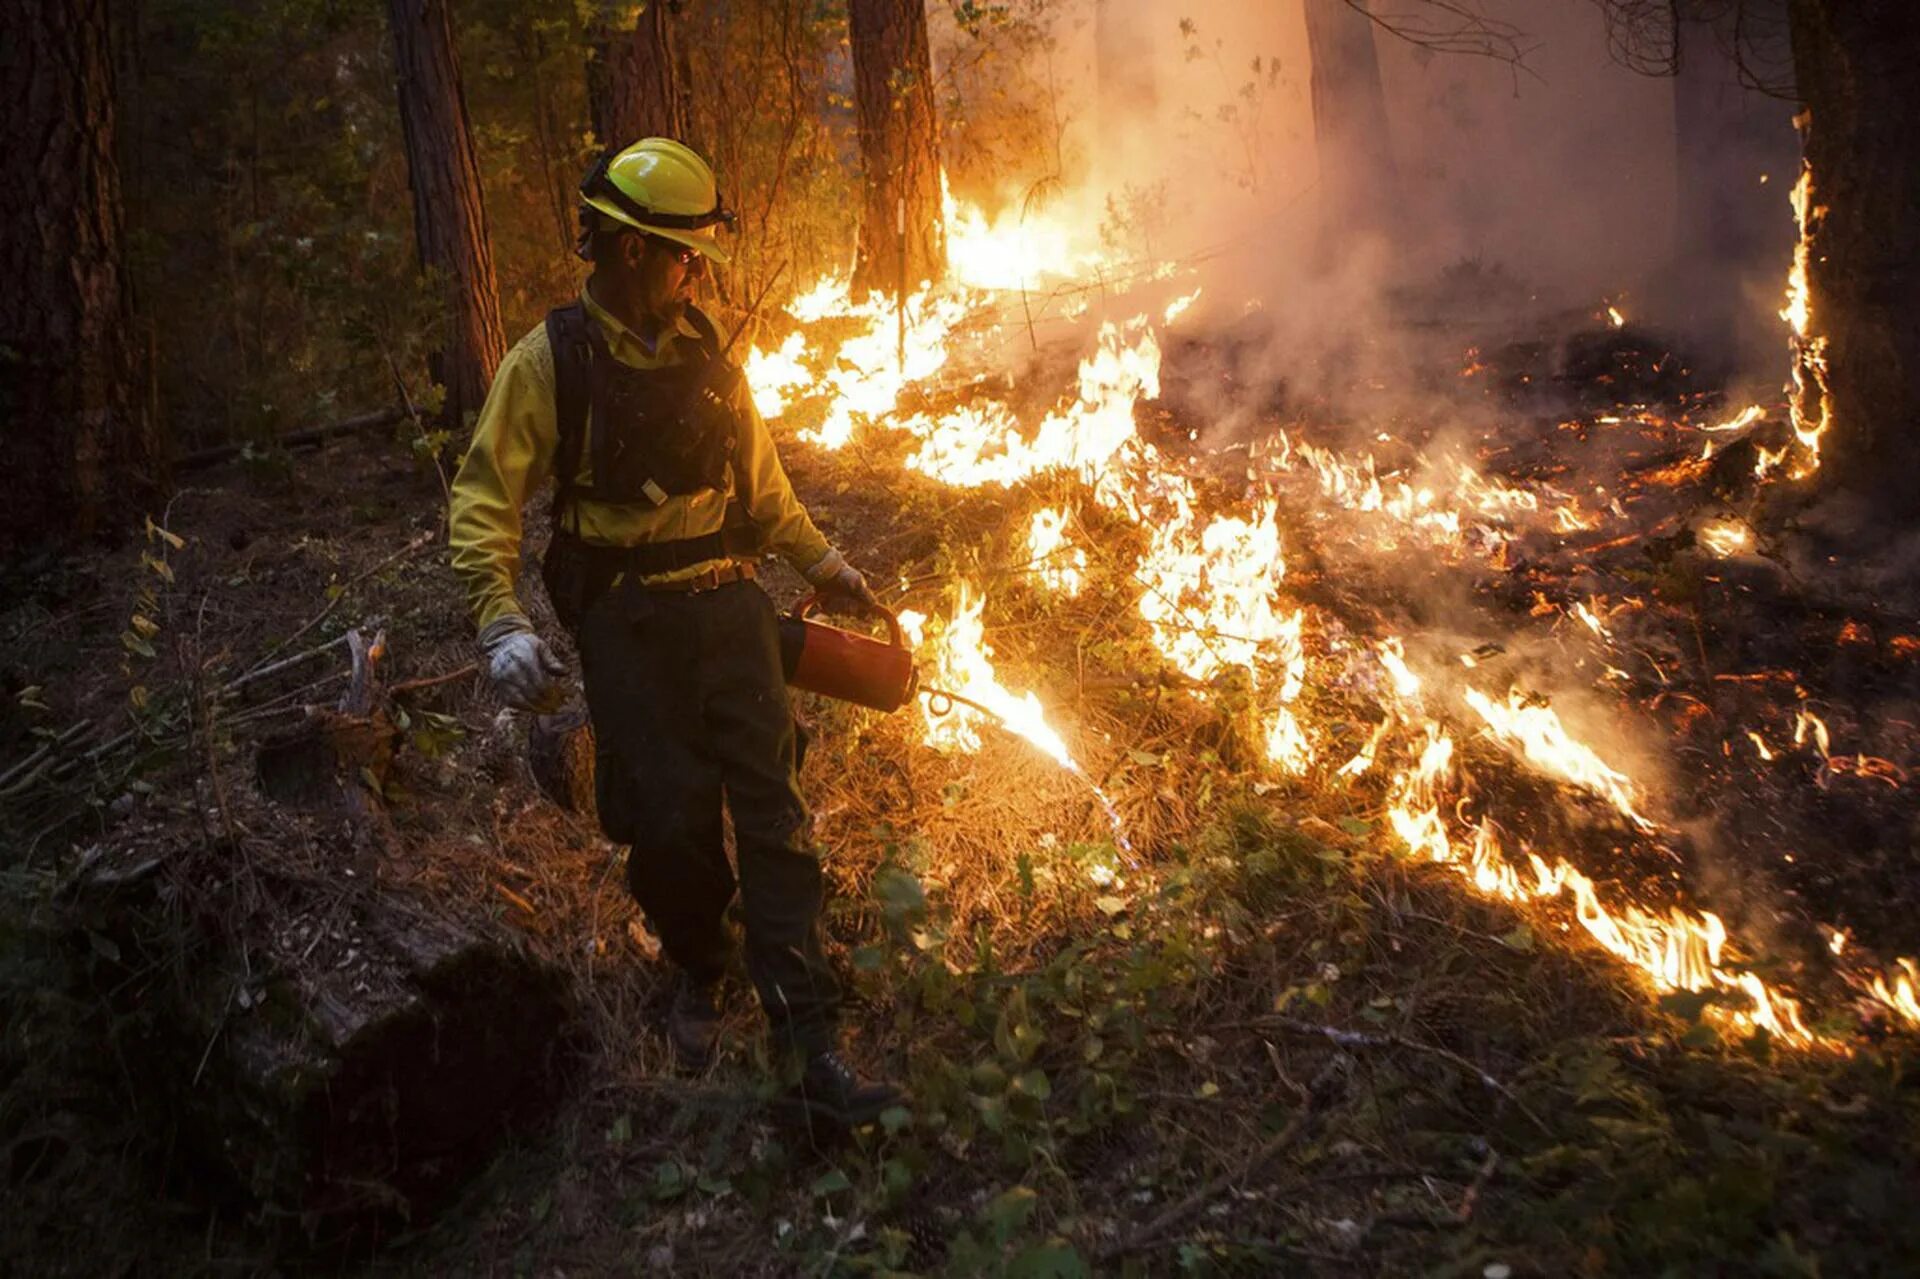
[583,193,733,266]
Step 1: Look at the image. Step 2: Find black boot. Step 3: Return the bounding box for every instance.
[793,1049,906,1128]
[667,976,724,1068]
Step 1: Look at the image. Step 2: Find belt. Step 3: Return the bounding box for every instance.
[631,560,757,593]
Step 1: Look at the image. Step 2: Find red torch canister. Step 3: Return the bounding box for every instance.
[777,594,918,713]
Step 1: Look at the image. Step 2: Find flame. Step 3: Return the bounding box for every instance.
[1464,687,1652,830]
[1700,520,1751,558]
[1607,304,1627,329]
[1793,708,1832,759]
[903,322,1161,488]
[1385,723,1812,1043]
[730,162,1907,1049]
[905,588,1076,768]
[1028,507,1087,596]
[1780,159,1833,478]
[1162,287,1202,325]
[943,174,1113,292]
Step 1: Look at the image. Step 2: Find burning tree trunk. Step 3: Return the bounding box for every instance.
[1785,0,1920,525]
[387,0,505,430]
[587,1,690,151]
[0,0,160,549]
[849,0,946,296]
[1302,0,1401,243]
[1669,0,1799,368]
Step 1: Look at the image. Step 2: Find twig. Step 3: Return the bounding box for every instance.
[243,531,433,677]
[222,634,350,698]
[1249,1015,1549,1135]
[1098,1104,1315,1263]
[389,663,480,697]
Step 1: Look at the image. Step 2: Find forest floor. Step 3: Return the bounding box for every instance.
[4,300,1920,1277]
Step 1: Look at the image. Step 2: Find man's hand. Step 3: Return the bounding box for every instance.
[479,616,569,713]
[821,561,883,614]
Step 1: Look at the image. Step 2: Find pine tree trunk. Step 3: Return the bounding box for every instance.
[387,0,505,430]
[1786,0,1920,523]
[588,1,689,152]
[1096,0,1159,139]
[849,0,945,296]
[1302,0,1400,241]
[1669,0,1798,369]
[0,0,160,549]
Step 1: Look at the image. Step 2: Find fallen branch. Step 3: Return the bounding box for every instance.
[177,406,407,471]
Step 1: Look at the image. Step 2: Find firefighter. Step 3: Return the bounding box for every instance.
[447,137,901,1127]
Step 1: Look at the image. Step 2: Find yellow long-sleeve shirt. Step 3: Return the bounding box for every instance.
[448,290,839,631]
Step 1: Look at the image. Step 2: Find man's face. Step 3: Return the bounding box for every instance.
[630,234,706,325]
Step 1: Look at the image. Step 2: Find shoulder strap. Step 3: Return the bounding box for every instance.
[545,302,592,533]
[682,304,724,362]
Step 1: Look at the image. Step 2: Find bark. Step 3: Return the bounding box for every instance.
[850,0,946,296]
[0,0,160,549]
[588,1,690,151]
[386,0,505,430]
[1786,0,1920,520]
[1670,0,1798,367]
[1302,0,1400,240]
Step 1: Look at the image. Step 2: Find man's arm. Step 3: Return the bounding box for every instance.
[727,379,849,588]
[448,335,558,631]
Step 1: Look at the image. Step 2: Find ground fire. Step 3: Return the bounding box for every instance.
[4,0,1920,1274]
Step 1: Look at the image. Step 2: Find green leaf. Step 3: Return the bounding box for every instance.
[1009,1241,1091,1279]
[1338,817,1373,837]
[1498,924,1535,953]
[810,1168,852,1197]
[874,865,928,931]
[606,1113,632,1146]
[982,1185,1038,1244]
[650,1160,689,1201]
[1013,1069,1052,1102]
[1095,896,1127,916]
[1194,1081,1220,1099]
[879,1105,912,1134]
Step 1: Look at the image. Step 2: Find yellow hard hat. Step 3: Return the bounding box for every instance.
[581,138,736,265]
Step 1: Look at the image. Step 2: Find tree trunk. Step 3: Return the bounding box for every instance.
[387,0,505,430]
[1669,0,1799,370]
[588,1,690,152]
[849,0,946,296]
[1096,0,1159,143]
[1786,0,1920,522]
[0,0,160,549]
[1302,0,1400,243]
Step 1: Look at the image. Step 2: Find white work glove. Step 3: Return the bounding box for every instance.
[810,551,882,614]
[478,616,568,713]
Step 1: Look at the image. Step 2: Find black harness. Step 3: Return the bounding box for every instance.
[540,302,759,630]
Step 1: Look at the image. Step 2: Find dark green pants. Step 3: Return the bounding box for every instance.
[576,578,840,1056]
